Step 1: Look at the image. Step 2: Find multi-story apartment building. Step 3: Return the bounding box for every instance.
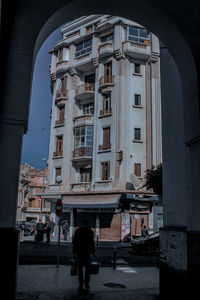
[17,164,50,222]
[46,15,162,240]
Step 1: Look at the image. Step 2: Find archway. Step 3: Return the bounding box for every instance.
[1,1,200,299]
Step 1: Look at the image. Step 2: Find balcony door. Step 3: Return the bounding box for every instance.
[103,127,110,148]
[104,63,112,83]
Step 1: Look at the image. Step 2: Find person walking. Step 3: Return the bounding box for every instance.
[64,221,69,241]
[44,220,51,243]
[49,218,56,238]
[141,225,149,237]
[73,220,95,291]
[36,219,44,242]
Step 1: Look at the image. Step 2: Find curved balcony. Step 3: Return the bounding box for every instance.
[55,89,68,101]
[99,75,115,90]
[99,108,112,118]
[75,83,95,100]
[72,147,93,161]
[99,42,114,58]
[55,119,65,126]
[73,115,94,126]
[123,41,151,60]
[53,151,63,158]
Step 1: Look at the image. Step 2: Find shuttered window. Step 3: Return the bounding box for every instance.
[103,127,110,147]
[104,63,112,83]
[56,135,63,153]
[58,105,65,121]
[134,163,141,177]
[101,161,110,180]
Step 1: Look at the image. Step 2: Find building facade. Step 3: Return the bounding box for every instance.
[17,164,50,222]
[46,15,162,240]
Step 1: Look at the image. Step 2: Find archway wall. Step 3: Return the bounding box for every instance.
[1,0,200,229]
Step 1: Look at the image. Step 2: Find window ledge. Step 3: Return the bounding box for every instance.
[54,123,65,128]
[98,149,112,153]
[132,139,143,143]
[98,113,112,119]
[95,180,112,183]
[52,156,64,159]
[132,105,143,109]
[133,73,142,77]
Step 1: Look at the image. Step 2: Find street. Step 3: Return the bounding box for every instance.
[17,265,159,300]
[19,237,157,267]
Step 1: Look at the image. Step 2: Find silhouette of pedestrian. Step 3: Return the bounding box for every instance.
[49,218,55,237]
[44,220,51,243]
[73,220,95,291]
[141,225,149,237]
[36,219,44,242]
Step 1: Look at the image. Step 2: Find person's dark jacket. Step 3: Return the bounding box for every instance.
[73,227,95,260]
[36,222,44,231]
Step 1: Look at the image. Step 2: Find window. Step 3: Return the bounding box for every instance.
[75,39,92,58]
[55,167,62,183]
[101,161,110,180]
[127,26,150,44]
[103,127,110,147]
[74,125,93,149]
[103,94,111,112]
[56,135,63,153]
[104,62,112,83]
[58,48,63,61]
[82,102,94,115]
[79,166,92,182]
[134,94,141,106]
[57,105,65,121]
[101,33,114,43]
[134,64,141,74]
[61,76,67,92]
[66,30,80,39]
[134,128,141,140]
[134,163,141,177]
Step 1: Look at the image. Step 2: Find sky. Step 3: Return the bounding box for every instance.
[21,28,62,169]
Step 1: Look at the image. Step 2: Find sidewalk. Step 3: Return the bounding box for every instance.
[17,265,159,299]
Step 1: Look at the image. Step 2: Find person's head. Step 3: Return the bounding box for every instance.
[143,225,146,229]
[81,219,89,228]
[39,219,42,223]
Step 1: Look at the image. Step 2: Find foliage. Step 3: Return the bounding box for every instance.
[143,163,162,195]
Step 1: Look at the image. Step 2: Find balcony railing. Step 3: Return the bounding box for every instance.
[98,144,111,151]
[53,151,63,157]
[99,108,112,116]
[73,147,93,158]
[76,83,95,94]
[55,119,65,126]
[55,90,68,99]
[99,75,115,86]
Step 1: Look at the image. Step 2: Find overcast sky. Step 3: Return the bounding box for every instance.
[21,28,62,169]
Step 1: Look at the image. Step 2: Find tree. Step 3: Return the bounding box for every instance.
[143,163,162,195]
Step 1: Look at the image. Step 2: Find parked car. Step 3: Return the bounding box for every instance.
[16,222,36,236]
[122,233,134,242]
[131,231,159,255]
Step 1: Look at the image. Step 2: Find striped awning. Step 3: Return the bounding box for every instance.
[62,194,121,208]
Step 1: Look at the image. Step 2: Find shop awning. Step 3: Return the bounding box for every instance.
[62,194,121,208]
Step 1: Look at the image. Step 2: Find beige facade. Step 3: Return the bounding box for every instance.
[46,15,162,240]
[17,164,50,222]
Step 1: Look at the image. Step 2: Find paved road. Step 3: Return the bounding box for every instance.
[17,265,159,300]
[19,241,157,267]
